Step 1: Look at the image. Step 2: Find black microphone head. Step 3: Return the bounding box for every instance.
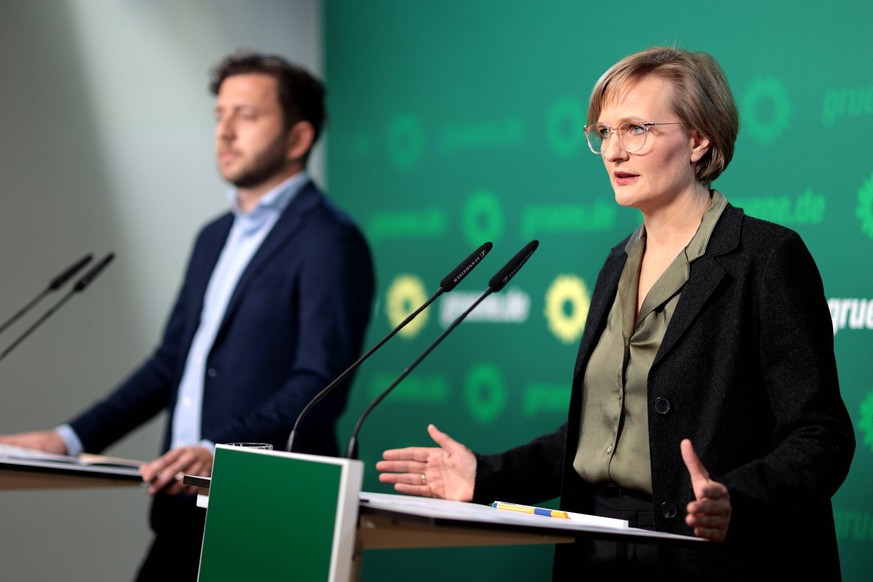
[49,254,93,290]
[439,241,492,292]
[488,240,538,292]
[73,253,115,292]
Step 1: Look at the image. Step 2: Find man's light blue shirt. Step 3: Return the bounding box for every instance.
[57,172,307,456]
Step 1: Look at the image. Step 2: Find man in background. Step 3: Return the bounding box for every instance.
[0,50,375,581]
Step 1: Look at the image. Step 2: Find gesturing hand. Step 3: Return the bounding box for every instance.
[376,424,476,501]
[681,438,732,542]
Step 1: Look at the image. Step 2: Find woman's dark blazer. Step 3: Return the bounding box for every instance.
[474,203,855,580]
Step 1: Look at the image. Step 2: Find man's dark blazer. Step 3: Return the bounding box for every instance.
[473,203,855,580]
[67,179,375,457]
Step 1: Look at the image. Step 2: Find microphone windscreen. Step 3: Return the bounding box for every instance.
[74,253,115,292]
[49,254,93,290]
[488,240,538,292]
[439,241,492,292]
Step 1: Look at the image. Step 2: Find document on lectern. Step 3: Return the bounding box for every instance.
[0,442,142,468]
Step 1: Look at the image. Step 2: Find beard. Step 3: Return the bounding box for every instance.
[223,136,289,190]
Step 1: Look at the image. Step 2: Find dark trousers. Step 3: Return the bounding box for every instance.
[134,493,206,582]
[553,485,662,580]
[592,485,659,565]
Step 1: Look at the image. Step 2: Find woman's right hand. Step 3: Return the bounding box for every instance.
[376,424,476,501]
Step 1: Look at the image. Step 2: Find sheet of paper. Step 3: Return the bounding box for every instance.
[0,443,143,467]
[360,492,629,530]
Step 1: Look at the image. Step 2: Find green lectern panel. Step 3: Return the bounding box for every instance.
[198,446,362,581]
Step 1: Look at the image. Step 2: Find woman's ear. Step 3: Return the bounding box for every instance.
[689,129,711,164]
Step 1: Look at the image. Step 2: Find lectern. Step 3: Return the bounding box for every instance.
[197,446,701,582]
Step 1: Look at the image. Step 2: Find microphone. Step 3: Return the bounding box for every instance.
[0,253,115,364]
[285,242,494,453]
[0,254,93,335]
[344,239,539,459]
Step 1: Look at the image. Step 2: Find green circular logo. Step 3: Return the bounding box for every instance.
[546,96,586,159]
[856,171,873,240]
[387,114,425,170]
[464,363,507,424]
[741,77,792,145]
[860,389,873,454]
[462,190,504,247]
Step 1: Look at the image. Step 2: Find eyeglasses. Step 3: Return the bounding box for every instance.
[583,121,684,154]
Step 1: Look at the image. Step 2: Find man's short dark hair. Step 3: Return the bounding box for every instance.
[209,49,327,146]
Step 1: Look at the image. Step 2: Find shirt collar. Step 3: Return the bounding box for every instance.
[226,172,309,234]
[623,189,728,259]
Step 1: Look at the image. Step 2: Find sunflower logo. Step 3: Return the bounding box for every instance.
[544,274,590,344]
[385,274,429,338]
[856,172,873,240]
[741,77,792,146]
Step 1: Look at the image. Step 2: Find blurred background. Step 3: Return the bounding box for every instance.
[1,1,870,580]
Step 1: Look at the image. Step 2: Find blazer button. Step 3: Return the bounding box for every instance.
[654,397,671,415]
[659,501,678,519]
[207,368,218,378]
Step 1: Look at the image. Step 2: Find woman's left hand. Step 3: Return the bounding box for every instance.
[680,438,732,542]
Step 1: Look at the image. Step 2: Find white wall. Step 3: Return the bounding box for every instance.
[0,1,321,579]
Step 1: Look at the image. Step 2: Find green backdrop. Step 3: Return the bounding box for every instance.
[325,1,873,579]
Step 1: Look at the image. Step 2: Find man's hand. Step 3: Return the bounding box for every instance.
[681,438,732,542]
[0,430,68,454]
[140,445,213,496]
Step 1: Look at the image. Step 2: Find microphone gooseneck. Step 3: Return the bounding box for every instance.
[285,242,493,453]
[344,240,539,459]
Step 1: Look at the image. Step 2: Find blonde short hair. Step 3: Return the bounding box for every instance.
[587,47,739,186]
